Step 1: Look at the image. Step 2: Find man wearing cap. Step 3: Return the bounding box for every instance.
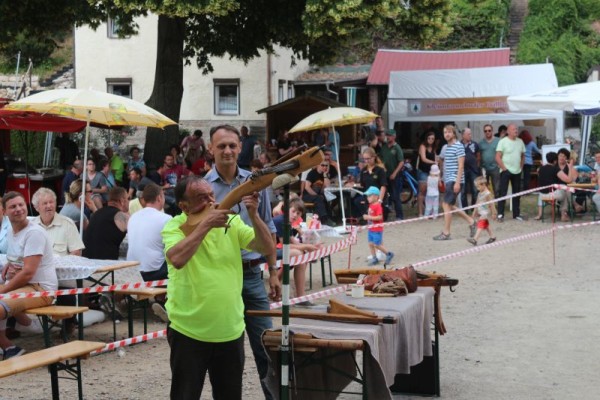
[378,129,405,220]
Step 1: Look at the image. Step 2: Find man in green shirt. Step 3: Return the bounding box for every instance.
[105,147,124,185]
[479,124,501,197]
[162,176,275,400]
[495,123,526,222]
[378,129,405,220]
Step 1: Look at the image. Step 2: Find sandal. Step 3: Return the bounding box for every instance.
[485,237,496,244]
[467,238,477,246]
[533,215,542,221]
[433,232,451,241]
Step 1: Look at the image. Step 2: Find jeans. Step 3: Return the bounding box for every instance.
[522,164,533,190]
[168,326,244,400]
[388,174,404,220]
[461,169,480,207]
[302,189,330,221]
[484,167,500,198]
[497,170,522,217]
[242,268,275,400]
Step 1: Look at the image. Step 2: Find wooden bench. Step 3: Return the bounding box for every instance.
[114,288,168,338]
[26,306,89,344]
[0,340,105,400]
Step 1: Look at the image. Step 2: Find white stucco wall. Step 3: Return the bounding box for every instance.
[74,14,309,129]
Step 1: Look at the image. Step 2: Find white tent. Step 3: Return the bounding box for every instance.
[387,64,564,141]
[508,80,600,164]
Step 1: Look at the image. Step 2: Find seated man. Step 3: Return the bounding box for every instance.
[126,183,172,321]
[0,192,57,359]
[535,151,577,221]
[302,162,334,226]
[272,198,320,305]
[32,188,84,256]
[83,187,129,260]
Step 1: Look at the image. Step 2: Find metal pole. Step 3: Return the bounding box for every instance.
[331,125,346,230]
[13,51,21,96]
[79,111,91,238]
[280,184,291,400]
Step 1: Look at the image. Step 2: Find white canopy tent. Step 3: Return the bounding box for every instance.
[508,80,600,164]
[387,64,564,142]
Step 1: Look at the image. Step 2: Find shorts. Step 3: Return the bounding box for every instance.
[417,170,429,183]
[477,218,490,229]
[368,230,383,246]
[442,182,462,205]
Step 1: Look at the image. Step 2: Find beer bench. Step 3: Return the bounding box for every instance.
[114,288,168,338]
[26,306,89,345]
[0,340,105,400]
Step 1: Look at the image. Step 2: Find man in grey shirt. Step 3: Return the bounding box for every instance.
[479,124,501,197]
[204,124,280,400]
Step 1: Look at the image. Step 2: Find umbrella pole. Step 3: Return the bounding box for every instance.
[280,184,291,400]
[579,115,591,166]
[331,124,346,230]
[79,111,91,239]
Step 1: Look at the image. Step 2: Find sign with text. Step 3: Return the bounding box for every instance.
[408,97,508,116]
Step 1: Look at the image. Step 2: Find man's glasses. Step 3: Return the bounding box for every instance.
[484,129,492,133]
[320,164,329,167]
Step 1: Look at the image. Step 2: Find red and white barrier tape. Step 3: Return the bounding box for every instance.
[91,329,167,356]
[412,219,600,269]
[269,284,349,309]
[0,279,168,300]
[553,183,598,194]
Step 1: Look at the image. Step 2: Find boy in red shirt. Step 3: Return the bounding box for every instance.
[362,186,394,266]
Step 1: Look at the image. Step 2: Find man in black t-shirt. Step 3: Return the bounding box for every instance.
[301,163,334,225]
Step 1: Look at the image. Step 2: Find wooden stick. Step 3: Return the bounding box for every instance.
[327,299,378,317]
[263,336,364,351]
[247,309,396,324]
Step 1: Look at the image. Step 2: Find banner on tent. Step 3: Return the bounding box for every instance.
[408,96,508,116]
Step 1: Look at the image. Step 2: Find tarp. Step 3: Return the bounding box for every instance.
[0,109,87,133]
[387,63,563,140]
[508,80,600,164]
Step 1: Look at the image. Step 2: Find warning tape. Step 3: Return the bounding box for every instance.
[412,219,600,269]
[90,329,167,356]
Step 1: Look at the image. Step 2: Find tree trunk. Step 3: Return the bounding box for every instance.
[144,15,185,167]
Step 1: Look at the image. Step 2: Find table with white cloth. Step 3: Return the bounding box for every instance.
[264,287,437,400]
[324,186,364,222]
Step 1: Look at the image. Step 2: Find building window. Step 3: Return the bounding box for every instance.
[214,79,240,115]
[106,78,132,98]
[287,82,294,99]
[107,17,121,38]
[278,80,286,103]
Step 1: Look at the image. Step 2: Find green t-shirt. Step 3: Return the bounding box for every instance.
[378,143,404,177]
[162,213,255,342]
[110,155,125,183]
[496,137,525,174]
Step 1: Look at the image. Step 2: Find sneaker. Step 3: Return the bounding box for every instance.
[467,238,477,246]
[497,215,504,223]
[514,215,527,221]
[469,223,477,238]
[433,232,451,241]
[367,259,379,266]
[15,318,44,335]
[485,237,497,244]
[384,252,395,265]
[3,346,25,360]
[152,302,169,323]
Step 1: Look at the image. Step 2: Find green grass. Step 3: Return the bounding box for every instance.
[0,35,73,81]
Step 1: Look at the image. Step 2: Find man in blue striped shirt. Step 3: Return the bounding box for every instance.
[434,125,476,241]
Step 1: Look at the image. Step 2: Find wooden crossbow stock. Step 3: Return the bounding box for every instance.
[180,145,324,236]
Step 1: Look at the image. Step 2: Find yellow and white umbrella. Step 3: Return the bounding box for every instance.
[289,106,378,230]
[6,89,177,234]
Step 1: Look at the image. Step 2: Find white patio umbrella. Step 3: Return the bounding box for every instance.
[289,107,378,230]
[508,81,600,165]
[6,89,177,234]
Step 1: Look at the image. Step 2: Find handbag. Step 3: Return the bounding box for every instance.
[438,180,446,193]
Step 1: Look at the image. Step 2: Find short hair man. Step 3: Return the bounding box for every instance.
[238,125,256,170]
[83,187,129,260]
[0,192,56,359]
[61,159,83,204]
[204,125,280,399]
[32,188,84,256]
[162,176,275,399]
[479,124,501,197]
[495,123,526,221]
[378,129,405,220]
[460,127,481,207]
